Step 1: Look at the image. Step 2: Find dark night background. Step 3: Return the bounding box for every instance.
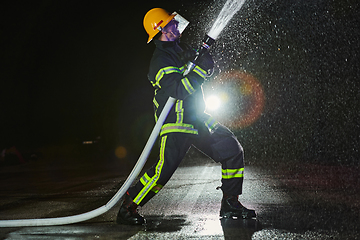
[1,0,359,166]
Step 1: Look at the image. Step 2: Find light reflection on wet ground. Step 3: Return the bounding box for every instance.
[0,150,359,239]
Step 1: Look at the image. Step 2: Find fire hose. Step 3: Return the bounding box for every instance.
[0,97,175,227]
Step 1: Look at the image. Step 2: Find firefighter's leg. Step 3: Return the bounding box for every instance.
[194,124,244,195]
[116,133,191,225]
[193,124,256,218]
[128,133,191,206]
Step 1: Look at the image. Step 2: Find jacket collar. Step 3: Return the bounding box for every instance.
[154,39,183,53]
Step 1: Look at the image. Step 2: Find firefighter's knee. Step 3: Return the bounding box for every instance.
[211,135,243,162]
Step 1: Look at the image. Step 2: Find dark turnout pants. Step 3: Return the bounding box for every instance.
[128,124,245,206]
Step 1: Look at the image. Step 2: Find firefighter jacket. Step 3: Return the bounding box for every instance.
[148,39,218,137]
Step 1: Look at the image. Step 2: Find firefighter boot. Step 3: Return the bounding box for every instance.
[116,192,145,225]
[220,193,256,219]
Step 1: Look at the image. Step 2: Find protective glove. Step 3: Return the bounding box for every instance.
[197,51,214,76]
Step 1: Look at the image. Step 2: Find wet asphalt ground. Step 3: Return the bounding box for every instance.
[0,148,359,239]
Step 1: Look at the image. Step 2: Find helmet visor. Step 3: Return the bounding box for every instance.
[172,12,189,35]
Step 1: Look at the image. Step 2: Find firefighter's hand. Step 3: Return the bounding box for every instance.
[197,52,214,75]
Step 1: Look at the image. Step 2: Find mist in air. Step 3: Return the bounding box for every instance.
[179,0,359,165]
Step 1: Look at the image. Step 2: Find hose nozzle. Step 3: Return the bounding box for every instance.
[183,35,216,75]
[198,35,216,56]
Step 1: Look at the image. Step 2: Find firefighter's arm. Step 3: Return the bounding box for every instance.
[152,56,207,100]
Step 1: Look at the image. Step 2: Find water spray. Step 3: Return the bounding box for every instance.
[184,0,245,75]
[0,0,245,228]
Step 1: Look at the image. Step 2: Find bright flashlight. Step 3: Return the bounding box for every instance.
[205,95,221,111]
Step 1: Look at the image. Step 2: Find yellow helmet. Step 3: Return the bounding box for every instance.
[143,8,175,44]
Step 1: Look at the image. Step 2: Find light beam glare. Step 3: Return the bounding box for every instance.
[204,70,265,129]
[205,95,222,111]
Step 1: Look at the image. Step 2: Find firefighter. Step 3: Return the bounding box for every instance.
[116,8,256,225]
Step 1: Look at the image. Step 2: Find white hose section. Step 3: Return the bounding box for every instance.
[0,97,176,227]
